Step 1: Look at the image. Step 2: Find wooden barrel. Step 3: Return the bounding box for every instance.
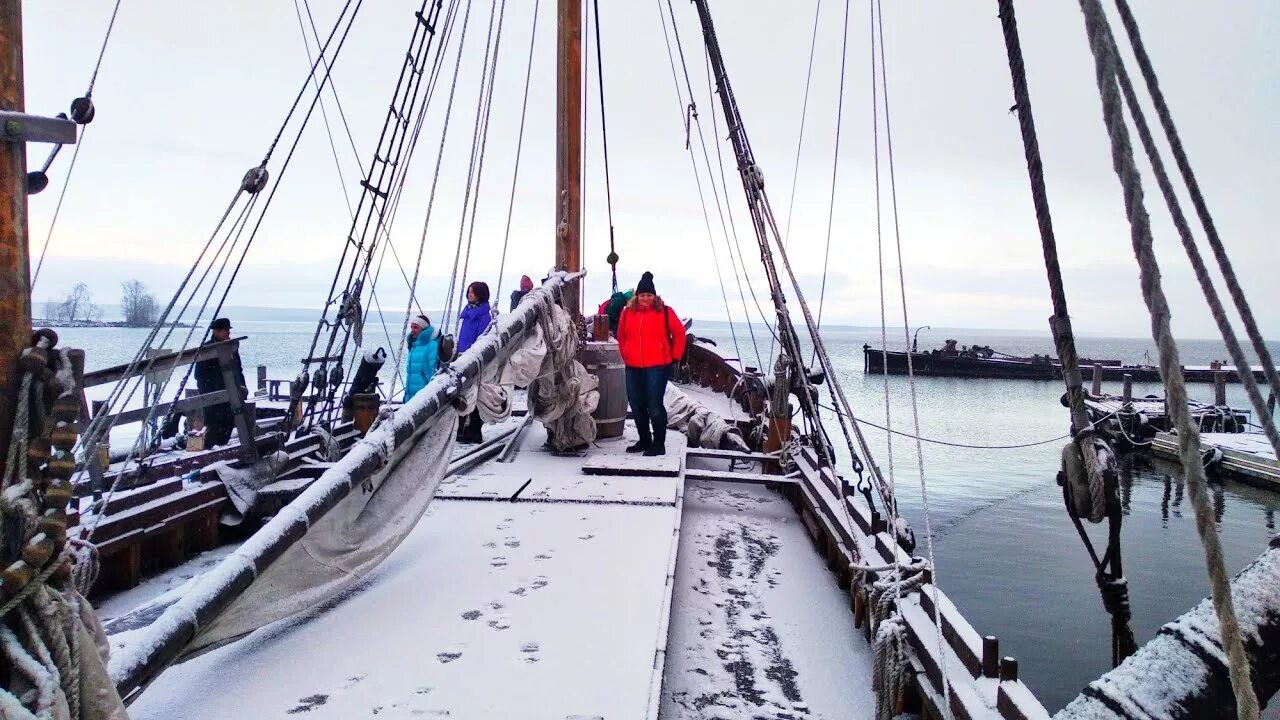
[580,341,626,439]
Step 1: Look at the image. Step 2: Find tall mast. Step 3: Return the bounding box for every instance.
[555,0,582,318]
[0,0,32,467]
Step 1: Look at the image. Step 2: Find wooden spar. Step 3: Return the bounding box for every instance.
[555,0,582,319]
[0,0,31,473]
[109,271,585,703]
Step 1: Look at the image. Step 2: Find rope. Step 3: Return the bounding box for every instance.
[655,2,745,365]
[994,0,1107,524]
[391,0,476,394]
[494,0,541,308]
[1098,2,1280,465]
[590,0,620,293]
[441,0,504,331]
[814,0,849,335]
[29,129,88,292]
[1110,0,1280,416]
[1075,2,1257,716]
[781,0,823,249]
[872,0,950,713]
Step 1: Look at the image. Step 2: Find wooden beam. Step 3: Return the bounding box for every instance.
[81,337,245,388]
[75,390,229,433]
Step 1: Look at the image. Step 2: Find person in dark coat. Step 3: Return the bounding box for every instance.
[456,281,492,443]
[616,272,686,456]
[194,317,248,447]
[509,275,534,311]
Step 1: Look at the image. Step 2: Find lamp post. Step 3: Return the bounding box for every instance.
[912,325,930,353]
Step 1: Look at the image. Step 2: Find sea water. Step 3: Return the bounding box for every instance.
[53,320,1280,712]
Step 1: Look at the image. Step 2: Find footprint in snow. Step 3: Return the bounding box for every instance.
[510,586,528,597]
[505,537,521,548]
[531,577,549,591]
[488,617,511,631]
[533,553,552,562]
[491,557,509,568]
[286,694,329,714]
[436,651,463,663]
[578,533,594,541]
[521,641,541,663]
[462,610,482,620]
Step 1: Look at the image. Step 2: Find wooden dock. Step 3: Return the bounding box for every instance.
[1149,431,1280,489]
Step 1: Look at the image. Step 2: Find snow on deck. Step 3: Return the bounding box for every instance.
[127,421,684,720]
[661,478,875,720]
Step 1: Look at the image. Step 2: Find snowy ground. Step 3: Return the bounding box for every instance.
[661,479,876,720]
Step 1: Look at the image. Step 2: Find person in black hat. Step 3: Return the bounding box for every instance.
[194,318,247,447]
[616,272,687,456]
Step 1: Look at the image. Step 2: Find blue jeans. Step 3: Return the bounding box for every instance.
[625,366,668,447]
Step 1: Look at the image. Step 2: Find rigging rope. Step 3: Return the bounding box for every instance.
[452,0,509,324]
[655,4,746,367]
[1075,1,1258,715]
[390,0,476,396]
[31,0,125,290]
[814,0,849,335]
[440,0,502,330]
[994,0,1108,524]
[872,3,950,709]
[1105,0,1280,465]
[590,0,620,293]
[494,0,541,308]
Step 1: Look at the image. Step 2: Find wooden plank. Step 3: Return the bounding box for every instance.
[73,390,229,433]
[684,447,777,462]
[82,338,246,388]
[682,467,797,486]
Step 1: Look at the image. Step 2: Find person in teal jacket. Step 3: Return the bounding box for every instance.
[404,314,440,402]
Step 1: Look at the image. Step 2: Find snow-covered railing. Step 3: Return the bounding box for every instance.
[1055,539,1280,719]
[109,271,584,703]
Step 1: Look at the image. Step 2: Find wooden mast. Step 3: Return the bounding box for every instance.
[555,0,582,318]
[0,0,32,467]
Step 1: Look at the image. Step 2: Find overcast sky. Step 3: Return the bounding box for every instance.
[20,0,1279,338]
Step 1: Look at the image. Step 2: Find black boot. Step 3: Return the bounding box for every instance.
[643,444,665,457]
[626,441,651,453]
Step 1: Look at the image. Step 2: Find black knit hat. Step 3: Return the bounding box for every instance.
[209,317,231,331]
[636,271,656,296]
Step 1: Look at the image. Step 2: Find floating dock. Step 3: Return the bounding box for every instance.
[1149,431,1280,490]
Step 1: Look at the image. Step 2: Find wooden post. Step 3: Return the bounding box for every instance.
[1213,370,1226,407]
[257,365,267,392]
[555,0,582,319]
[1122,373,1133,403]
[982,636,1000,678]
[1091,363,1103,397]
[999,656,1019,682]
[0,0,31,474]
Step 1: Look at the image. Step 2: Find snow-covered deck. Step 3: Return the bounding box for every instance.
[123,416,874,720]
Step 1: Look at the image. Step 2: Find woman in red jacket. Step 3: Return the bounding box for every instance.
[616,271,687,456]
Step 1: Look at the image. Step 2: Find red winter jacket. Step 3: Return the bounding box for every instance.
[617,300,687,369]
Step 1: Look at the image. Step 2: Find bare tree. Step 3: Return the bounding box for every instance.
[50,283,101,323]
[121,279,159,327]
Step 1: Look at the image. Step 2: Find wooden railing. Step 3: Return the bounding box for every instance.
[790,447,1051,720]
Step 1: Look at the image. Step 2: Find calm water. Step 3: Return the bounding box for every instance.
[55,321,1280,712]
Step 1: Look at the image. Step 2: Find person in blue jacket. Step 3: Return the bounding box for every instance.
[403,314,440,402]
[455,281,492,442]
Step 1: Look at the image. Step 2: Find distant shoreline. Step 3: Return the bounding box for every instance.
[33,318,195,329]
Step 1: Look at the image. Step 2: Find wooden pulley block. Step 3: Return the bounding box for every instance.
[37,510,68,547]
[26,436,51,465]
[21,533,54,568]
[1,560,34,599]
[50,424,78,451]
[51,394,80,424]
[43,478,73,508]
[45,453,76,481]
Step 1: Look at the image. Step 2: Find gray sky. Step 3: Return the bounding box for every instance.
[21,0,1279,338]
